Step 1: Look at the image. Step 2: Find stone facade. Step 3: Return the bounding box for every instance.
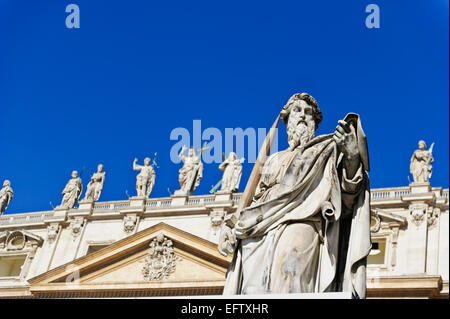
[0,184,448,298]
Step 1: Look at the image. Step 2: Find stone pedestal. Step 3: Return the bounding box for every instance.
[410,182,432,194]
[171,194,188,206]
[159,292,353,299]
[78,201,94,213]
[130,196,146,207]
[214,190,232,202]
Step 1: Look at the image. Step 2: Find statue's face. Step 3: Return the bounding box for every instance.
[72,171,78,178]
[286,99,316,149]
[418,141,426,150]
[230,152,236,160]
[144,158,151,166]
[3,180,10,187]
[98,164,104,172]
[188,149,195,157]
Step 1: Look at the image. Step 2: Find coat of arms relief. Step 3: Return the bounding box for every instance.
[142,234,181,281]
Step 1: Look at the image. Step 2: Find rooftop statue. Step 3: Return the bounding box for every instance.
[133,157,156,198]
[219,152,244,193]
[0,180,14,215]
[175,145,204,195]
[56,170,83,209]
[410,140,434,183]
[81,164,105,202]
[219,93,371,298]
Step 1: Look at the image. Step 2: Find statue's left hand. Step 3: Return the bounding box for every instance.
[333,120,359,159]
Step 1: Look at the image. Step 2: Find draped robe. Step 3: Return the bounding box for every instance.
[223,116,371,298]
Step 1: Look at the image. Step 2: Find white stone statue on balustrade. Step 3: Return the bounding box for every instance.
[0,180,14,216]
[133,158,156,198]
[410,140,434,183]
[81,164,105,202]
[219,152,244,193]
[175,145,204,195]
[56,171,83,209]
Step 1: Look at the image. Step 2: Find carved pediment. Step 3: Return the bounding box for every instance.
[0,229,43,251]
[371,210,407,233]
[28,223,232,298]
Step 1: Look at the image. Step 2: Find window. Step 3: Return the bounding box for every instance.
[0,255,27,277]
[367,239,386,266]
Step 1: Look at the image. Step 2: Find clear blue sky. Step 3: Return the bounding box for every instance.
[0,0,448,214]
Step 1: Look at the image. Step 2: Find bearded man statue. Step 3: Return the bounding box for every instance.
[219,93,371,298]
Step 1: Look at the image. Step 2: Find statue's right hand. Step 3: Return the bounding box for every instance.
[218,224,236,257]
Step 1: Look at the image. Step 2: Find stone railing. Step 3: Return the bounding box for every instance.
[371,187,411,200]
[93,200,130,211]
[371,186,449,201]
[0,211,54,226]
[2,187,447,227]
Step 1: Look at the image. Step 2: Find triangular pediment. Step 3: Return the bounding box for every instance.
[371,209,407,225]
[28,223,232,297]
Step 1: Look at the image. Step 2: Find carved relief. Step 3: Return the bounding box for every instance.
[410,204,427,227]
[427,207,440,228]
[370,212,381,233]
[123,215,137,233]
[69,217,85,240]
[47,224,59,243]
[210,210,225,228]
[0,230,43,251]
[142,234,180,281]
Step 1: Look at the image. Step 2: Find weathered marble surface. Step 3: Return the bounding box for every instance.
[134,158,156,198]
[56,171,83,209]
[81,164,105,202]
[0,180,13,215]
[219,152,243,193]
[220,93,371,299]
[410,140,434,183]
[176,145,203,195]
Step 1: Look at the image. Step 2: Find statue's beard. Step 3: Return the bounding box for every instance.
[287,119,316,150]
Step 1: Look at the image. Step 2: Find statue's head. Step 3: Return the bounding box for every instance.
[97,164,104,172]
[72,171,78,178]
[418,140,426,150]
[280,93,322,150]
[229,152,237,160]
[144,158,151,166]
[188,148,195,157]
[3,180,10,187]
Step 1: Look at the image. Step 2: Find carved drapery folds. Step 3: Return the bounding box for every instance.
[142,234,180,281]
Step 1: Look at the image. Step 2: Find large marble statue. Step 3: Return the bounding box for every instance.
[81,164,106,202]
[176,145,203,195]
[0,180,14,215]
[57,171,83,209]
[410,140,434,183]
[219,152,243,193]
[219,93,371,298]
[133,158,156,198]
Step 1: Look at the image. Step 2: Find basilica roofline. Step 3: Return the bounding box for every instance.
[0,185,448,230]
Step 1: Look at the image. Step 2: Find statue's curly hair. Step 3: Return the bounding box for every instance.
[280,93,322,130]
